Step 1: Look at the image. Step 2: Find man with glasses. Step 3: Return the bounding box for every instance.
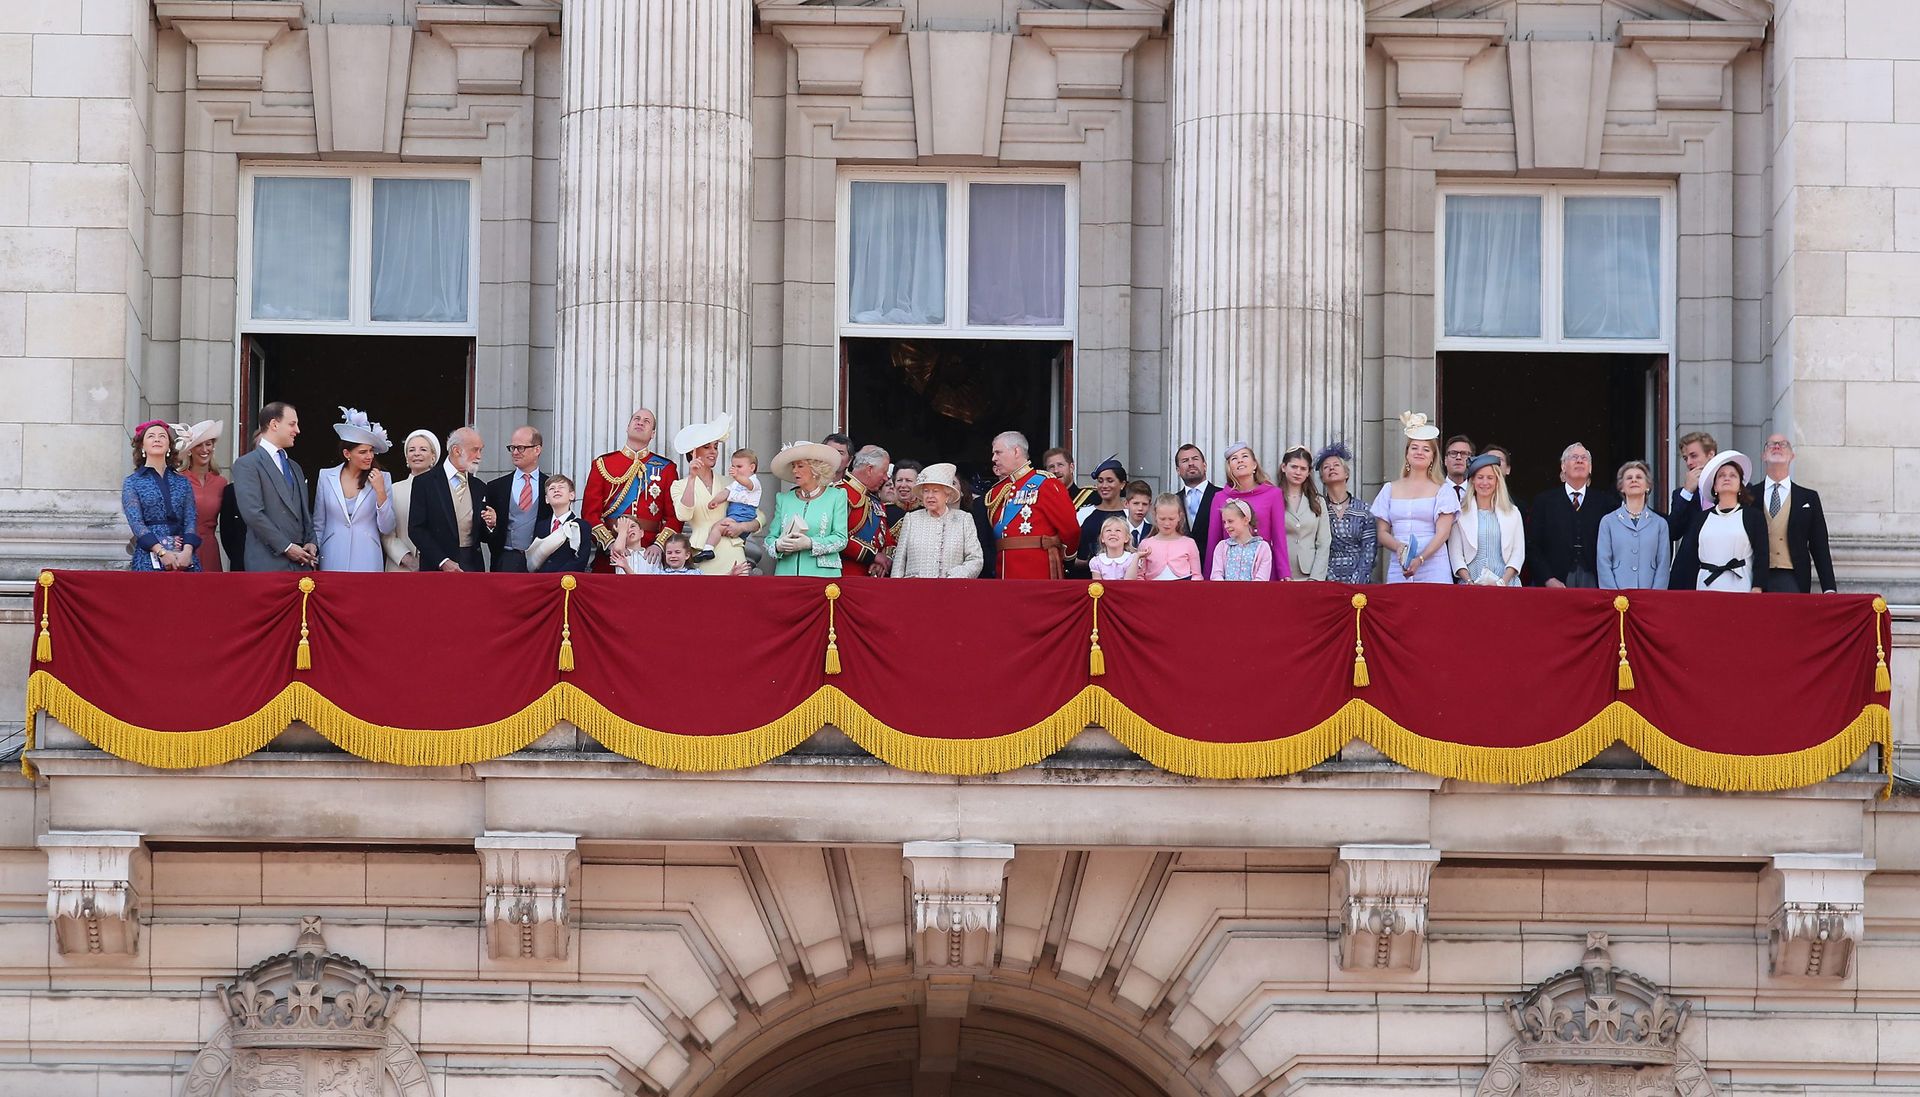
[1753,433,1837,593]
[484,425,550,572]
[1529,442,1615,588]
[1442,434,1475,508]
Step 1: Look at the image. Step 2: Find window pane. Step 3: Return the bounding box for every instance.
[371,178,471,323]
[251,177,350,322]
[968,183,1066,326]
[848,180,946,325]
[1443,194,1542,338]
[1563,196,1661,340]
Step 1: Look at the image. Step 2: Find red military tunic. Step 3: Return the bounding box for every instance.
[986,465,1080,579]
[581,447,680,573]
[839,477,892,577]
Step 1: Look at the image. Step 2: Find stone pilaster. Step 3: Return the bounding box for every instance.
[1167,0,1364,467]
[553,0,752,481]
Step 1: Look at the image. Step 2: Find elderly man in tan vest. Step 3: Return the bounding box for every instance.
[1753,433,1837,594]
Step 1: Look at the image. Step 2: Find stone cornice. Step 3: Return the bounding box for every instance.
[1621,20,1766,111]
[1369,20,1505,108]
[156,1,304,92]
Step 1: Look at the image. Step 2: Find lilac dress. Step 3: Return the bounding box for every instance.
[1371,483,1460,584]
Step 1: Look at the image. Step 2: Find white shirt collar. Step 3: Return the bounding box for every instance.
[1565,482,1591,501]
[257,438,283,458]
[1766,474,1792,495]
[443,458,465,485]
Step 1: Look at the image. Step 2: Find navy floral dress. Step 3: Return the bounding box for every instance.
[1323,494,1377,584]
[122,466,202,571]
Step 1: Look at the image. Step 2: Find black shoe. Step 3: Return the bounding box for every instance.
[690,548,715,563]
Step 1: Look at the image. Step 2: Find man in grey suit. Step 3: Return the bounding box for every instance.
[231,402,318,571]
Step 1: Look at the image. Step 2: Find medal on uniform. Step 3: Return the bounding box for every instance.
[1018,504,1033,534]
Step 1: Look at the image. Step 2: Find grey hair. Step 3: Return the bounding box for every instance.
[1559,442,1591,463]
[446,426,481,453]
[850,445,890,474]
[994,431,1030,457]
[1615,459,1653,493]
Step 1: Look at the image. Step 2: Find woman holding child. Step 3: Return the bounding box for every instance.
[672,414,762,575]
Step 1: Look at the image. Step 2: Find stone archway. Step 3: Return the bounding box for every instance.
[681,977,1201,1097]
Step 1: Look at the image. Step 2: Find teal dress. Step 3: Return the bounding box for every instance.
[769,487,849,576]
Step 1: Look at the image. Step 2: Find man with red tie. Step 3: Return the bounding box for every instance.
[985,430,1080,579]
[580,408,680,573]
[839,444,893,577]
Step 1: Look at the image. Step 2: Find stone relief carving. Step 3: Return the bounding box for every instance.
[1477,932,1716,1097]
[1764,854,1871,979]
[181,917,433,1097]
[476,832,579,962]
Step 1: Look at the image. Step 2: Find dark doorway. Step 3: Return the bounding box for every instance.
[1438,352,1667,506]
[843,337,1069,491]
[243,333,473,481]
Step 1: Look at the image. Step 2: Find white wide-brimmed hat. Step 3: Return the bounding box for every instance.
[1695,449,1753,508]
[770,441,841,483]
[1399,411,1439,441]
[402,428,441,463]
[671,411,733,456]
[915,462,962,505]
[173,419,223,453]
[333,407,391,453]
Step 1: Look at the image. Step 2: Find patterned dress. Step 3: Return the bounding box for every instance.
[1323,494,1377,584]
[122,466,202,572]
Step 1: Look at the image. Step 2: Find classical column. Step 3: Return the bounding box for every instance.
[554,0,752,479]
[1168,0,1364,469]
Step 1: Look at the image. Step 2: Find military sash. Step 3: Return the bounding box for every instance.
[990,469,1049,538]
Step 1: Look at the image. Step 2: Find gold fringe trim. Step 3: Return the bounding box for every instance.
[22,670,1893,790]
[34,571,52,664]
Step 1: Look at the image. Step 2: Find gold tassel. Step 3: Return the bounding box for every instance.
[1873,596,1892,693]
[1087,582,1106,677]
[1350,593,1370,688]
[1614,595,1634,691]
[557,575,577,673]
[824,583,842,675]
[34,571,53,663]
[294,576,315,671]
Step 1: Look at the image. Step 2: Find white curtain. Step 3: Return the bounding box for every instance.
[372,179,471,323]
[1563,196,1661,340]
[967,183,1066,326]
[848,180,946,325]
[251,178,350,321]
[1443,195,1542,338]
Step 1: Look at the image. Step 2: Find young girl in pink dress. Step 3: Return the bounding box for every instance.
[1087,515,1140,580]
[1136,494,1203,580]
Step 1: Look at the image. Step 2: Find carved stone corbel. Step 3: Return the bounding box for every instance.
[1620,21,1766,111]
[40,831,146,957]
[1765,853,1871,979]
[476,832,579,961]
[156,1,305,91]
[1018,10,1160,99]
[760,6,904,97]
[418,6,556,95]
[904,841,1014,972]
[1336,844,1440,971]
[1368,19,1504,108]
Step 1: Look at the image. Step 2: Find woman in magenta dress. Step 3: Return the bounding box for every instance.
[1203,442,1291,580]
[176,420,228,571]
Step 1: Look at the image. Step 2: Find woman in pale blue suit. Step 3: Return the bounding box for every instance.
[315,407,397,572]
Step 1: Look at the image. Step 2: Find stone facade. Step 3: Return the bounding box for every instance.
[3,0,1920,1094]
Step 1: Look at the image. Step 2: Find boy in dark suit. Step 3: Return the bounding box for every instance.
[529,475,594,573]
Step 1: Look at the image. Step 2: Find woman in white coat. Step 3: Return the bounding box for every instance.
[315,408,397,573]
[1447,453,1525,586]
[382,429,440,571]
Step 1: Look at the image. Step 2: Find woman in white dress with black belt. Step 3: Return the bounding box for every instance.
[1671,450,1767,593]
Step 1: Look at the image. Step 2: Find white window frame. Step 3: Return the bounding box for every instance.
[237,162,482,338]
[1433,181,1675,354]
[834,167,1079,342]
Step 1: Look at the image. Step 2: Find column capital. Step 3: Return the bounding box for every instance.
[39,831,146,957]
[476,832,580,961]
[1765,853,1872,979]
